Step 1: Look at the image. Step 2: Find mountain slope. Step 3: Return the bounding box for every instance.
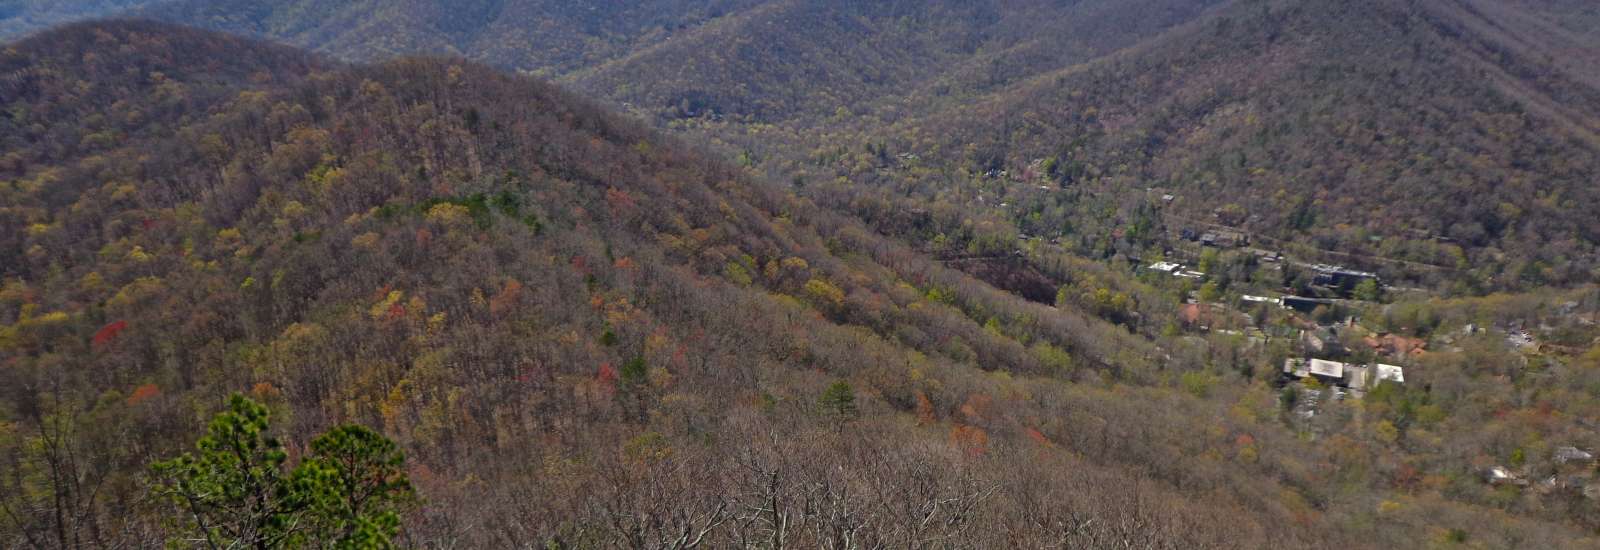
[572,0,1230,122]
[8,20,1598,549]
[126,0,1225,123]
[136,0,764,75]
[796,0,1600,288]
[8,8,1600,548]
[10,1,1600,285]
[0,21,1349,548]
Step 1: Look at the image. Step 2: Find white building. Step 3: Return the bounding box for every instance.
[1307,359,1345,379]
[1284,359,1404,391]
[1375,364,1404,384]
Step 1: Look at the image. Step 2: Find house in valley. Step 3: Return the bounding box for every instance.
[1312,264,1379,292]
[1375,363,1405,384]
[1283,358,1349,385]
[1282,295,1334,313]
[1283,358,1405,393]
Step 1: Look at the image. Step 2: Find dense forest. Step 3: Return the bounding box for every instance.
[643,0,1600,293]
[61,0,1590,289]
[0,21,1266,547]
[138,0,770,77]
[4,2,1600,548]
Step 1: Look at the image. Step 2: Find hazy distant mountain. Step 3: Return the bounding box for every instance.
[0,0,164,39]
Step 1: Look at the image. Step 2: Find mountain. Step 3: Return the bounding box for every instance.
[124,0,1226,122]
[7,9,1600,549]
[572,0,1229,122]
[0,21,1323,548]
[0,0,164,39]
[678,0,1600,291]
[914,0,1600,286]
[132,0,764,77]
[107,0,1600,287]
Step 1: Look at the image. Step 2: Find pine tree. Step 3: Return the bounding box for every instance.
[818,380,858,422]
[149,394,298,548]
[150,394,414,548]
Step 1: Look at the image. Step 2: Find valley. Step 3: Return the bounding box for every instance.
[4,1,1600,547]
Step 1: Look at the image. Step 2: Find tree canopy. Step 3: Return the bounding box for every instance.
[150,395,413,548]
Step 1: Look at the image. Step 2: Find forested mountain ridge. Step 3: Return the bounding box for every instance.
[8,20,1600,548]
[130,0,1230,123]
[571,0,1231,122]
[0,21,1321,547]
[20,1,1600,286]
[9,2,1600,547]
[138,0,767,76]
[909,0,1600,285]
[699,0,1600,292]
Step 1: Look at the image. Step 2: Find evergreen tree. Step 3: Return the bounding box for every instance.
[149,394,299,548]
[293,426,415,547]
[150,395,414,549]
[818,380,859,421]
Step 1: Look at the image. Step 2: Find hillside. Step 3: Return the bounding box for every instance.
[572,0,1229,122]
[128,0,1226,122]
[8,1,1600,286]
[8,20,1600,548]
[134,0,764,76]
[0,21,1352,548]
[586,0,1600,291]
[963,0,1600,285]
[700,0,1600,292]
[7,10,1600,550]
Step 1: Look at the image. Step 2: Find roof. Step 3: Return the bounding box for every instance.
[1308,359,1345,378]
[1312,264,1378,279]
[1283,295,1334,305]
[1375,364,1404,384]
[1149,261,1182,272]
